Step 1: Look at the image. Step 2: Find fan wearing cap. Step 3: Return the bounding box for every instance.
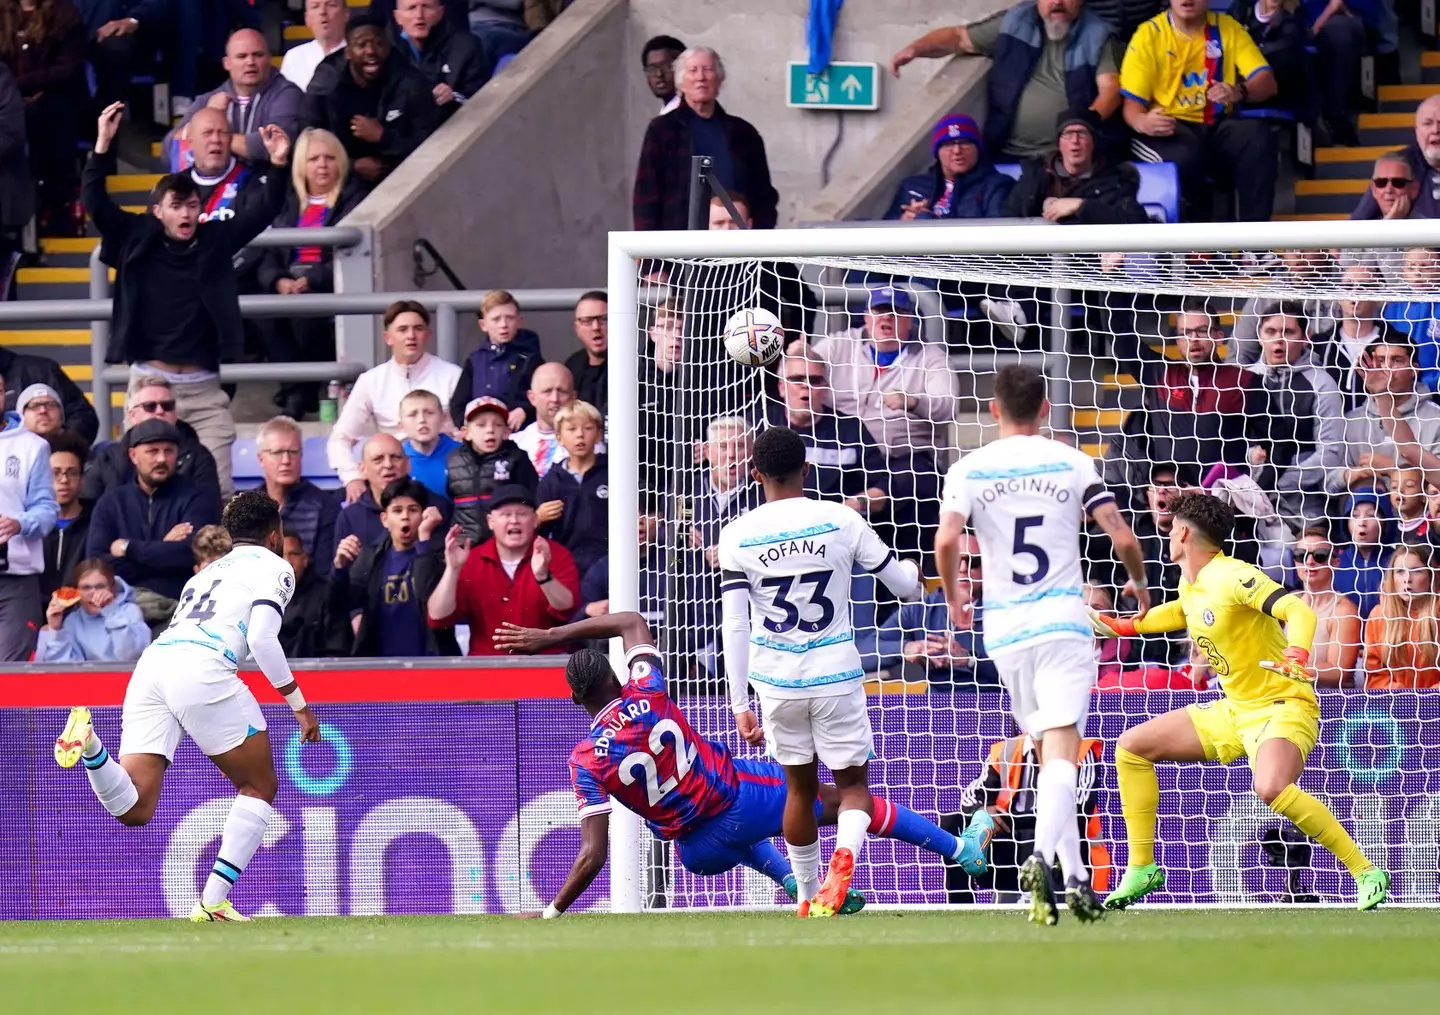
[1004,108,1149,223]
[447,396,539,545]
[0,345,97,444]
[85,419,222,602]
[18,384,66,439]
[883,114,1013,221]
[427,485,580,656]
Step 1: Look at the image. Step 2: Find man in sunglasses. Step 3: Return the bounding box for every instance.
[81,376,221,507]
[1340,155,1419,286]
[1351,95,1440,220]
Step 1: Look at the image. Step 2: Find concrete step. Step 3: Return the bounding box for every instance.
[1293,177,1367,215]
[1272,212,1349,220]
[1357,112,1415,146]
[1313,144,1404,179]
[1423,51,1440,84]
[1376,83,1440,113]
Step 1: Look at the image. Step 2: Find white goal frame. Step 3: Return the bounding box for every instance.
[603,218,1440,914]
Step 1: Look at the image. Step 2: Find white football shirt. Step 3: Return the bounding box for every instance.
[941,435,1113,656]
[150,544,296,678]
[718,498,893,698]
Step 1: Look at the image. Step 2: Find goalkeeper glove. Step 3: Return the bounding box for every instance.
[1259,647,1314,683]
[1087,608,1136,639]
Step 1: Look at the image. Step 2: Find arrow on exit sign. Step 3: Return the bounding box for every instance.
[785,62,880,111]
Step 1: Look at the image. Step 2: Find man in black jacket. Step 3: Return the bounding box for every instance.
[1004,108,1149,224]
[278,531,347,658]
[83,102,290,499]
[389,0,490,121]
[42,430,92,599]
[303,15,440,188]
[0,347,97,444]
[81,375,221,506]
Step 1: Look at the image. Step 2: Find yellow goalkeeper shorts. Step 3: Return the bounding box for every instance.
[1186,696,1320,766]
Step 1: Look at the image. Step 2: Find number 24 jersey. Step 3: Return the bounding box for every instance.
[569,647,739,840]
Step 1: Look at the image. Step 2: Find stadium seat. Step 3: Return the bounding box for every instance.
[303,436,342,489]
[231,437,261,485]
[230,436,342,491]
[992,161,1180,223]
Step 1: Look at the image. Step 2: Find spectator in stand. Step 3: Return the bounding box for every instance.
[1382,248,1440,389]
[1300,0,1367,146]
[885,114,1013,221]
[447,395,537,543]
[331,476,452,656]
[633,46,778,231]
[638,300,683,497]
[1127,462,1190,667]
[1352,96,1440,220]
[42,430,89,600]
[449,289,541,432]
[303,14,439,189]
[86,419,220,603]
[427,485,579,655]
[0,368,56,659]
[85,103,290,499]
[166,109,266,223]
[856,572,997,688]
[1243,301,1345,528]
[282,0,348,92]
[1389,466,1434,546]
[250,415,339,578]
[1233,249,1343,367]
[278,531,344,657]
[365,0,465,31]
[190,522,229,570]
[514,362,597,478]
[683,414,760,575]
[0,58,26,293]
[35,556,149,662]
[535,400,606,577]
[398,388,459,499]
[764,340,889,513]
[467,0,530,67]
[254,126,365,421]
[1339,157,1420,292]
[707,194,818,338]
[328,300,461,500]
[333,431,453,554]
[1293,528,1362,687]
[1120,0,1278,221]
[641,33,684,114]
[17,383,64,438]
[0,348,95,443]
[815,285,956,559]
[1231,0,1308,123]
[522,0,567,33]
[174,29,304,169]
[1362,544,1440,688]
[1334,487,1394,620]
[1004,108,1149,223]
[889,0,1124,161]
[85,1,167,106]
[82,375,220,505]
[0,0,85,233]
[390,0,490,121]
[565,291,607,414]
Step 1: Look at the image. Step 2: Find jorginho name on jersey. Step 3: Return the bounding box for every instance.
[717,499,895,697]
[942,435,1114,655]
[150,545,296,671]
[568,647,739,840]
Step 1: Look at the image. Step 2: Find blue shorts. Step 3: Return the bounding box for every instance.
[674,759,821,876]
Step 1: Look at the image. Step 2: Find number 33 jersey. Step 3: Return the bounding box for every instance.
[569,647,739,840]
[150,545,297,675]
[942,434,1114,657]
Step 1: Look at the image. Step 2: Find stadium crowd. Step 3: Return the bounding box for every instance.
[0,0,1435,701]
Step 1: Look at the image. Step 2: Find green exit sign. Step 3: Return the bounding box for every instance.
[786,61,880,111]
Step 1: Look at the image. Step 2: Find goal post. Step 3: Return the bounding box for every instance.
[605,219,1440,912]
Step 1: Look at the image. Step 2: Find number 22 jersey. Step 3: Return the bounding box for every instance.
[569,647,739,840]
[942,434,1114,656]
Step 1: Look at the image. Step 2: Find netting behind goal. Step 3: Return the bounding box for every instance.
[613,230,1440,909]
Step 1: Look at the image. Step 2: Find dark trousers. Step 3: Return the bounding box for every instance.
[25,91,82,220]
[0,572,40,661]
[1314,14,1366,124]
[1131,118,1277,222]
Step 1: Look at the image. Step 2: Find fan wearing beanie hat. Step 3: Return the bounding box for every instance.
[884,112,1014,221]
[1000,106,1150,225]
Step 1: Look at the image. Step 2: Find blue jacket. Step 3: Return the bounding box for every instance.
[855,588,999,687]
[244,479,340,579]
[536,454,608,577]
[1382,301,1440,393]
[884,162,1014,220]
[405,434,461,502]
[448,329,543,429]
[86,474,220,600]
[987,3,1114,155]
[35,576,150,663]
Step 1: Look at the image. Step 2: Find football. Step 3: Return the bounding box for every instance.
[722,307,786,367]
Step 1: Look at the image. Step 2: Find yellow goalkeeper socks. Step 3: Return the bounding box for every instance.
[1269,784,1372,878]
[1115,747,1159,868]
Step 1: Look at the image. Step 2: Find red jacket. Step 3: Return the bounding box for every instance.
[428,537,580,655]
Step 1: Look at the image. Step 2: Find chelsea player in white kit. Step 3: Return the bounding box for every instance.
[53,491,321,922]
[719,427,929,917]
[936,365,1149,925]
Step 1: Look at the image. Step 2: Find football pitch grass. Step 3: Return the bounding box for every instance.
[2,909,1436,1014]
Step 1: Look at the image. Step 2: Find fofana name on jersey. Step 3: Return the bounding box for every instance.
[754,538,829,567]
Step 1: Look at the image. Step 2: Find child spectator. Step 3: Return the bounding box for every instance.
[448,289,542,432]
[1362,544,1440,688]
[192,524,232,571]
[1390,467,1435,545]
[43,430,90,602]
[399,388,460,500]
[535,400,607,577]
[279,532,344,658]
[36,558,150,663]
[447,396,538,544]
[1334,488,1395,620]
[331,477,453,657]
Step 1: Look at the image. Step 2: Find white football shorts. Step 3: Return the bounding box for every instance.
[119,648,267,761]
[757,683,873,770]
[992,637,1097,739]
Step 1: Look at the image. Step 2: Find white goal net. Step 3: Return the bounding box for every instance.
[604,221,1440,911]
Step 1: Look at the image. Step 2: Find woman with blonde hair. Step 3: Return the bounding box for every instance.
[1362,544,1440,689]
[254,127,365,418]
[1293,529,1361,687]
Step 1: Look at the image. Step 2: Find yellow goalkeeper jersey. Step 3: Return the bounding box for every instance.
[1157,554,1319,711]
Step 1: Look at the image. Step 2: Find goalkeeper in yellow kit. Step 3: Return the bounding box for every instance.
[1090,492,1390,911]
